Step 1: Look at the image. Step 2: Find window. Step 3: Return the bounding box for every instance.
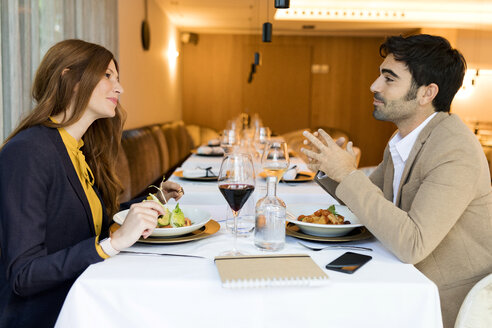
[0,0,118,141]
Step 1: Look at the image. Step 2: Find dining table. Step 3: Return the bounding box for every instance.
[55,153,443,328]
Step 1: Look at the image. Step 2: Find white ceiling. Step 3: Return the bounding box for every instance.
[155,0,492,36]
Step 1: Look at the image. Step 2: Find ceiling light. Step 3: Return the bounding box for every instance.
[275,1,492,26]
[263,22,272,42]
[275,0,290,9]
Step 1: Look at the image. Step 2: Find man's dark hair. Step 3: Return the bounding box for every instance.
[380,34,466,112]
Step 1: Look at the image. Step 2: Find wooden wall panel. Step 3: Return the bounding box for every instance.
[242,44,312,134]
[181,34,245,131]
[118,0,181,129]
[310,37,396,166]
[181,34,397,166]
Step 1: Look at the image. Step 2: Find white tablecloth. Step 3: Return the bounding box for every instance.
[55,155,443,328]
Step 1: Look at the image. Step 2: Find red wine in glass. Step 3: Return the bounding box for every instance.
[217,152,255,256]
[219,184,255,213]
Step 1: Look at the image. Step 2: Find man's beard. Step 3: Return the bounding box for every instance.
[372,82,418,122]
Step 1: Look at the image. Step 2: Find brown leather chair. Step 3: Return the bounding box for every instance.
[121,128,162,199]
[148,125,170,176]
[115,148,132,203]
[172,121,194,163]
[186,124,219,148]
[160,122,180,169]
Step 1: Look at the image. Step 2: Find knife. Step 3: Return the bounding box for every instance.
[119,250,206,259]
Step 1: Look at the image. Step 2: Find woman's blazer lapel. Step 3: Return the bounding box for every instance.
[44,126,96,235]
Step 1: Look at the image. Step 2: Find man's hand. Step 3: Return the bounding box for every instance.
[303,132,346,172]
[301,129,357,183]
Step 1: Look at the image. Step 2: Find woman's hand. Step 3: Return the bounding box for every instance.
[155,180,184,203]
[110,201,165,251]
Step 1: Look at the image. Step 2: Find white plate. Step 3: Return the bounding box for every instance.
[286,204,363,237]
[113,205,212,237]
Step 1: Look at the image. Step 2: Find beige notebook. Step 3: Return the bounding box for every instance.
[214,254,329,288]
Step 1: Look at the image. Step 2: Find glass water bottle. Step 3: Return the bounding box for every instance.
[254,176,286,251]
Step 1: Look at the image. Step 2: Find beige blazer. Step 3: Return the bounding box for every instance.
[316,112,492,328]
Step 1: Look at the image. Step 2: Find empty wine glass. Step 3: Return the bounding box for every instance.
[261,139,290,184]
[218,153,256,256]
[220,129,240,154]
[253,126,271,157]
[251,113,263,131]
[226,118,240,131]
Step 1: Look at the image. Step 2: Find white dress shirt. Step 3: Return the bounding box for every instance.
[388,112,437,204]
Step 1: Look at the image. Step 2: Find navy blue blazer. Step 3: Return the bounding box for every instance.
[0,125,110,327]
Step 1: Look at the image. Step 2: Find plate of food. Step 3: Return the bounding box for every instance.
[285,223,372,243]
[286,204,363,237]
[113,203,212,237]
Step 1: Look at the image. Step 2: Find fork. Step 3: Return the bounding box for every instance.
[297,241,373,252]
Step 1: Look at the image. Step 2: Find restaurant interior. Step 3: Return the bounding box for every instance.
[119,0,492,180]
[117,0,492,169]
[1,0,492,171]
[1,1,491,328]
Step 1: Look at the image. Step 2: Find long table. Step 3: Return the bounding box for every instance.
[55,154,443,328]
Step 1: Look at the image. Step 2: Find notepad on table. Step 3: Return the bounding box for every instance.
[214,254,329,288]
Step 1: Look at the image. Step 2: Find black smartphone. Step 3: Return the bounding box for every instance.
[325,252,372,274]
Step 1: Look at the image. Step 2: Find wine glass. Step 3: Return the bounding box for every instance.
[251,113,263,131]
[220,129,240,154]
[253,126,271,157]
[218,153,256,256]
[261,139,290,183]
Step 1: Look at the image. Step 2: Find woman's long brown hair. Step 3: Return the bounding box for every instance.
[2,39,126,218]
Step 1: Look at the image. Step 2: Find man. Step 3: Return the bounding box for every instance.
[302,34,492,328]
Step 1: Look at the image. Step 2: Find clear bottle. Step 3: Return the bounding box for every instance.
[254,176,286,251]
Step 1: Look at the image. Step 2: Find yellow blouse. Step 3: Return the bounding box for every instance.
[56,125,109,259]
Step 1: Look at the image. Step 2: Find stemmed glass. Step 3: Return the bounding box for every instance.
[218,153,256,256]
[220,129,240,155]
[253,127,271,157]
[261,139,290,183]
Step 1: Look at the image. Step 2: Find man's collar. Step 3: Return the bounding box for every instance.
[389,112,437,162]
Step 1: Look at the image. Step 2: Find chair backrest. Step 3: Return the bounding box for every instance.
[115,147,132,203]
[186,124,201,148]
[160,122,180,169]
[148,125,170,175]
[172,121,193,162]
[121,128,162,198]
[185,124,220,148]
[454,273,492,328]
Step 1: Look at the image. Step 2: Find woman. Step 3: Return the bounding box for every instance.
[0,39,182,327]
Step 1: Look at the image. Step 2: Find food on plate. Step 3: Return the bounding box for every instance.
[297,205,351,225]
[156,204,192,228]
[146,194,192,228]
[157,207,171,226]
